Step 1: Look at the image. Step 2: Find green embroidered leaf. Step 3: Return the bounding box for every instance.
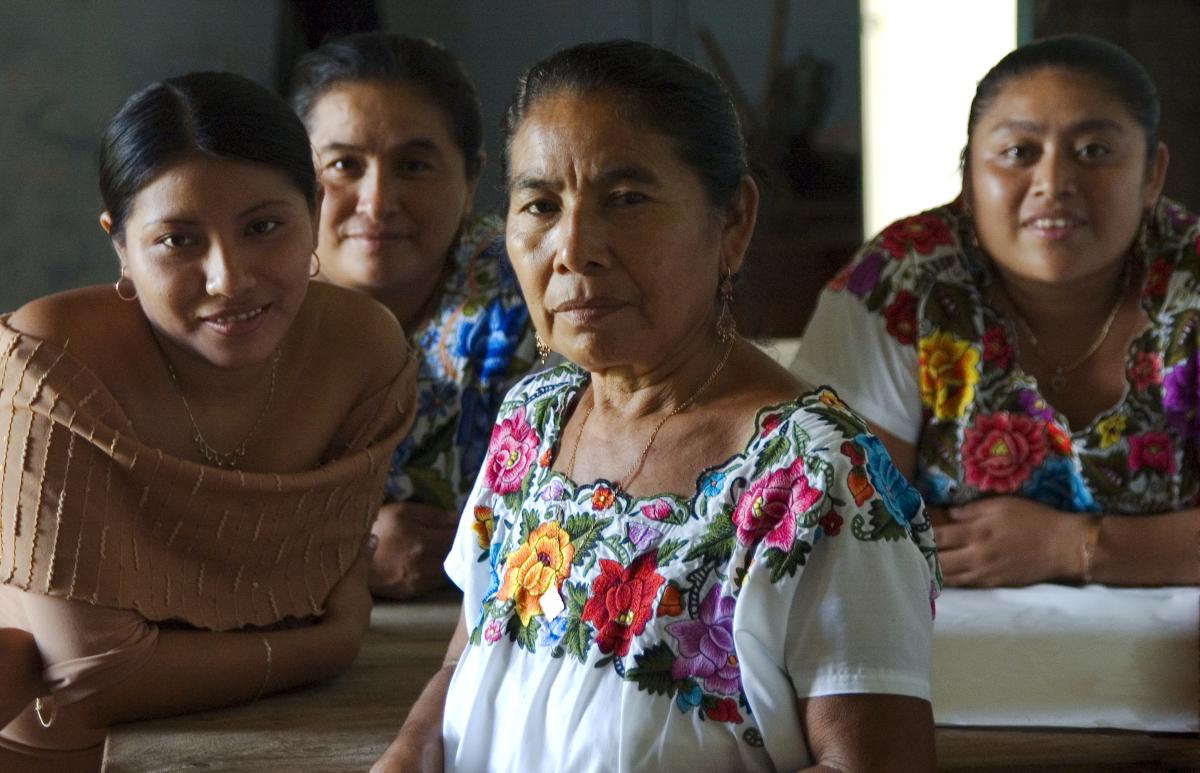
[684,508,736,563]
[407,467,459,511]
[561,615,592,664]
[766,539,812,582]
[594,654,614,669]
[468,625,482,646]
[564,514,613,561]
[655,538,685,565]
[1079,452,1128,497]
[864,273,894,313]
[805,405,868,442]
[925,282,977,341]
[529,398,554,441]
[1164,309,1200,366]
[625,642,679,696]
[520,508,541,540]
[751,434,791,479]
[564,580,590,615]
[515,617,538,652]
[851,500,909,542]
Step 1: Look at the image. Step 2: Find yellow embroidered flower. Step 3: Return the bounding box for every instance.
[472,506,495,549]
[918,331,981,420]
[1095,414,1127,449]
[817,389,846,409]
[497,522,575,625]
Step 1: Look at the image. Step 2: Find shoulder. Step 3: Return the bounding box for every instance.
[301,282,409,393]
[8,287,148,378]
[1149,198,1200,304]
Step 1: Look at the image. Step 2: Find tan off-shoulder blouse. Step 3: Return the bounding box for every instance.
[0,316,417,631]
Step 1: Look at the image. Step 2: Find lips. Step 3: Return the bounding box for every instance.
[552,296,627,324]
[1023,212,1086,240]
[200,303,271,336]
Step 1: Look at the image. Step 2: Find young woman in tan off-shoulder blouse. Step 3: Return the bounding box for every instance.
[0,72,417,772]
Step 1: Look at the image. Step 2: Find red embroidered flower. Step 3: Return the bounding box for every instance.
[582,552,666,657]
[880,213,955,258]
[883,290,919,344]
[1144,256,1172,298]
[819,510,844,536]
[1046,423,1071,455]
[483,407,540,494]
[840,440,866,466]
[591,486,615,511]
[981,325,1013,371]
[704,697,744,724]
[1127,351,1163,391]
[1128,432,1175,475]
[731,458,821,550]
[760,413,782,437]
[961,413,1049,493]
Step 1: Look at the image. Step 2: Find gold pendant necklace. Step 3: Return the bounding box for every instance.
[160,345,283,469]
[1002,261,1129,393]
[566,338,735,493]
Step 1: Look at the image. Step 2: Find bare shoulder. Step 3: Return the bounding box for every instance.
[301,283,409,390]
[729,341,807,407]
[9,286,141,354]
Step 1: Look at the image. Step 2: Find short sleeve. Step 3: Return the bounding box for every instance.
[792,289,921,443]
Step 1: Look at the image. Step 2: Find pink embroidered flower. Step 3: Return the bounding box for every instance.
[483,407,540,494]
[1127,351,1163,391]
[1144,256,1172,298]
[582,552,665,657]
[640,499,672,521]
[760,413,782,437]
[981,325,1013,371]
[880,213,955,258]
[666,585,741,696]
[961,413,1049,493]
[1128,432,1175,475]
[731,458,821,550]
[884,290,918,345]
[483,619,503,643]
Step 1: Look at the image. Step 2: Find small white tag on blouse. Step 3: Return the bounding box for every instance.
[540,586,565,620]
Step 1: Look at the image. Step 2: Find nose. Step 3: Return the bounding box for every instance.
[355,163,400,221]
[204,242,255,297]
[1032,146,1077,198]
[552,204,609,275]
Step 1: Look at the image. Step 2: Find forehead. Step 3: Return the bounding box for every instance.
[509,90,690,184]
[978,67,1141,133]
[129,155,302,220]
[307,79,456,148]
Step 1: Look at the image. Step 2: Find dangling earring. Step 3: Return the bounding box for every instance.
[716,270,737,343]
[114,270,138,301]
[535,333,550,364]
[309,251,321,278]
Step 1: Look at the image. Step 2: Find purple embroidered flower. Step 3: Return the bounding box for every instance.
[1017,388,1054,421]
[665,585,741,696]
[626,522,663,552]
[846,250,885,298]
[1163,353,1200,439]
[540,478,566,501]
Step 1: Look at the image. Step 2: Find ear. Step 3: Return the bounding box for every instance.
[1143,141,1170,208]
[719,175,759,276]
[311,186,325,247]
[462,154,485,222]
[99,211,127,262]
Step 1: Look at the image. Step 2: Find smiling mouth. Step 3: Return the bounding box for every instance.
[202,304,269,327]
[1026,216,1084,229]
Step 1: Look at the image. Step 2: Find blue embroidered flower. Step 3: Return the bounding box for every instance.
[699,470,726,497]
[418,380,459,420]
[383,433,417,501]
[1020,456,1099,513]
[455,297,529,384]
[536,614,568,648]
[457,386,499,483]
[675,681,703,713]
[856,433,922,525]
[916,467,954,507]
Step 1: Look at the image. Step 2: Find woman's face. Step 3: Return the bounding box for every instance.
[106,155,316,370]
[967,67,1168,285]
[307,80,478,297]
[505,90,755,373]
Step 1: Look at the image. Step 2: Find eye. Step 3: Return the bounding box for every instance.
[246,219,281,236]
[398,157,434,175]
[157,233,197,249]
[520,199,559,216]
[1000,144,1037,163]
[610,191,647,207]
[1078,142,1112,160]
[328,157,363,176]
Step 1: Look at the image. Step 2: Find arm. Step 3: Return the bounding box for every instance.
[369,501,457,600]
[76,552,373,728]
[0,628,45,728]
[371,609,468,773]
[797,694,935,773]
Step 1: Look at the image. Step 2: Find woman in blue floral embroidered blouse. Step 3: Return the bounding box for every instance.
[291,34,537,598]
[795,35,1200,588]
[373,41,940,773]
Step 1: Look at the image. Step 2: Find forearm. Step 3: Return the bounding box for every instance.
[1085,507,1200,586]
[83,617,363,726]
[0,628,45,727]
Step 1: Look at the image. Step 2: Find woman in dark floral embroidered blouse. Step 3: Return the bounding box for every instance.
[373,41,939,773]
[796,35,1200,588]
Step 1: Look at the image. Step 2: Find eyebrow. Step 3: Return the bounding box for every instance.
[140,200,295,230]
[509,164,661,194]
[990,118,1125,135]
[318,138,442,155]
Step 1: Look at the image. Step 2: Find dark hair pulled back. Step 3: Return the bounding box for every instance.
[99,71,316,240]
[503,39,750,208]
[289,32,483,178]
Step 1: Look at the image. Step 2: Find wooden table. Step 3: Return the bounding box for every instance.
[103,590,1200,772]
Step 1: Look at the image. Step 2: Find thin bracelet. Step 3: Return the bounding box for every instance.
[253,635,273,702]
[1081,516,1103,584]
[34,696,57,728]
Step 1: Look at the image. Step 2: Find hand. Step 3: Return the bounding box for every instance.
[934,496,1087,587]
[369,501,457,600]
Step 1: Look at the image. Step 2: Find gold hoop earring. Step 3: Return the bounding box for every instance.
[114,273,138,302]
[535,333,550,364]
[309,251,321,278]
[717,270,737,343]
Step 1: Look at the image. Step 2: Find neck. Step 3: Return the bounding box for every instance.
[151,329,281,410]
[995,258,1128,331]
[374,259,450,331]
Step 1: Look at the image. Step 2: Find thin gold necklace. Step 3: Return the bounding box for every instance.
[1002,261,1129,393]
[160,344,283,469]
[566,338,735,494]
